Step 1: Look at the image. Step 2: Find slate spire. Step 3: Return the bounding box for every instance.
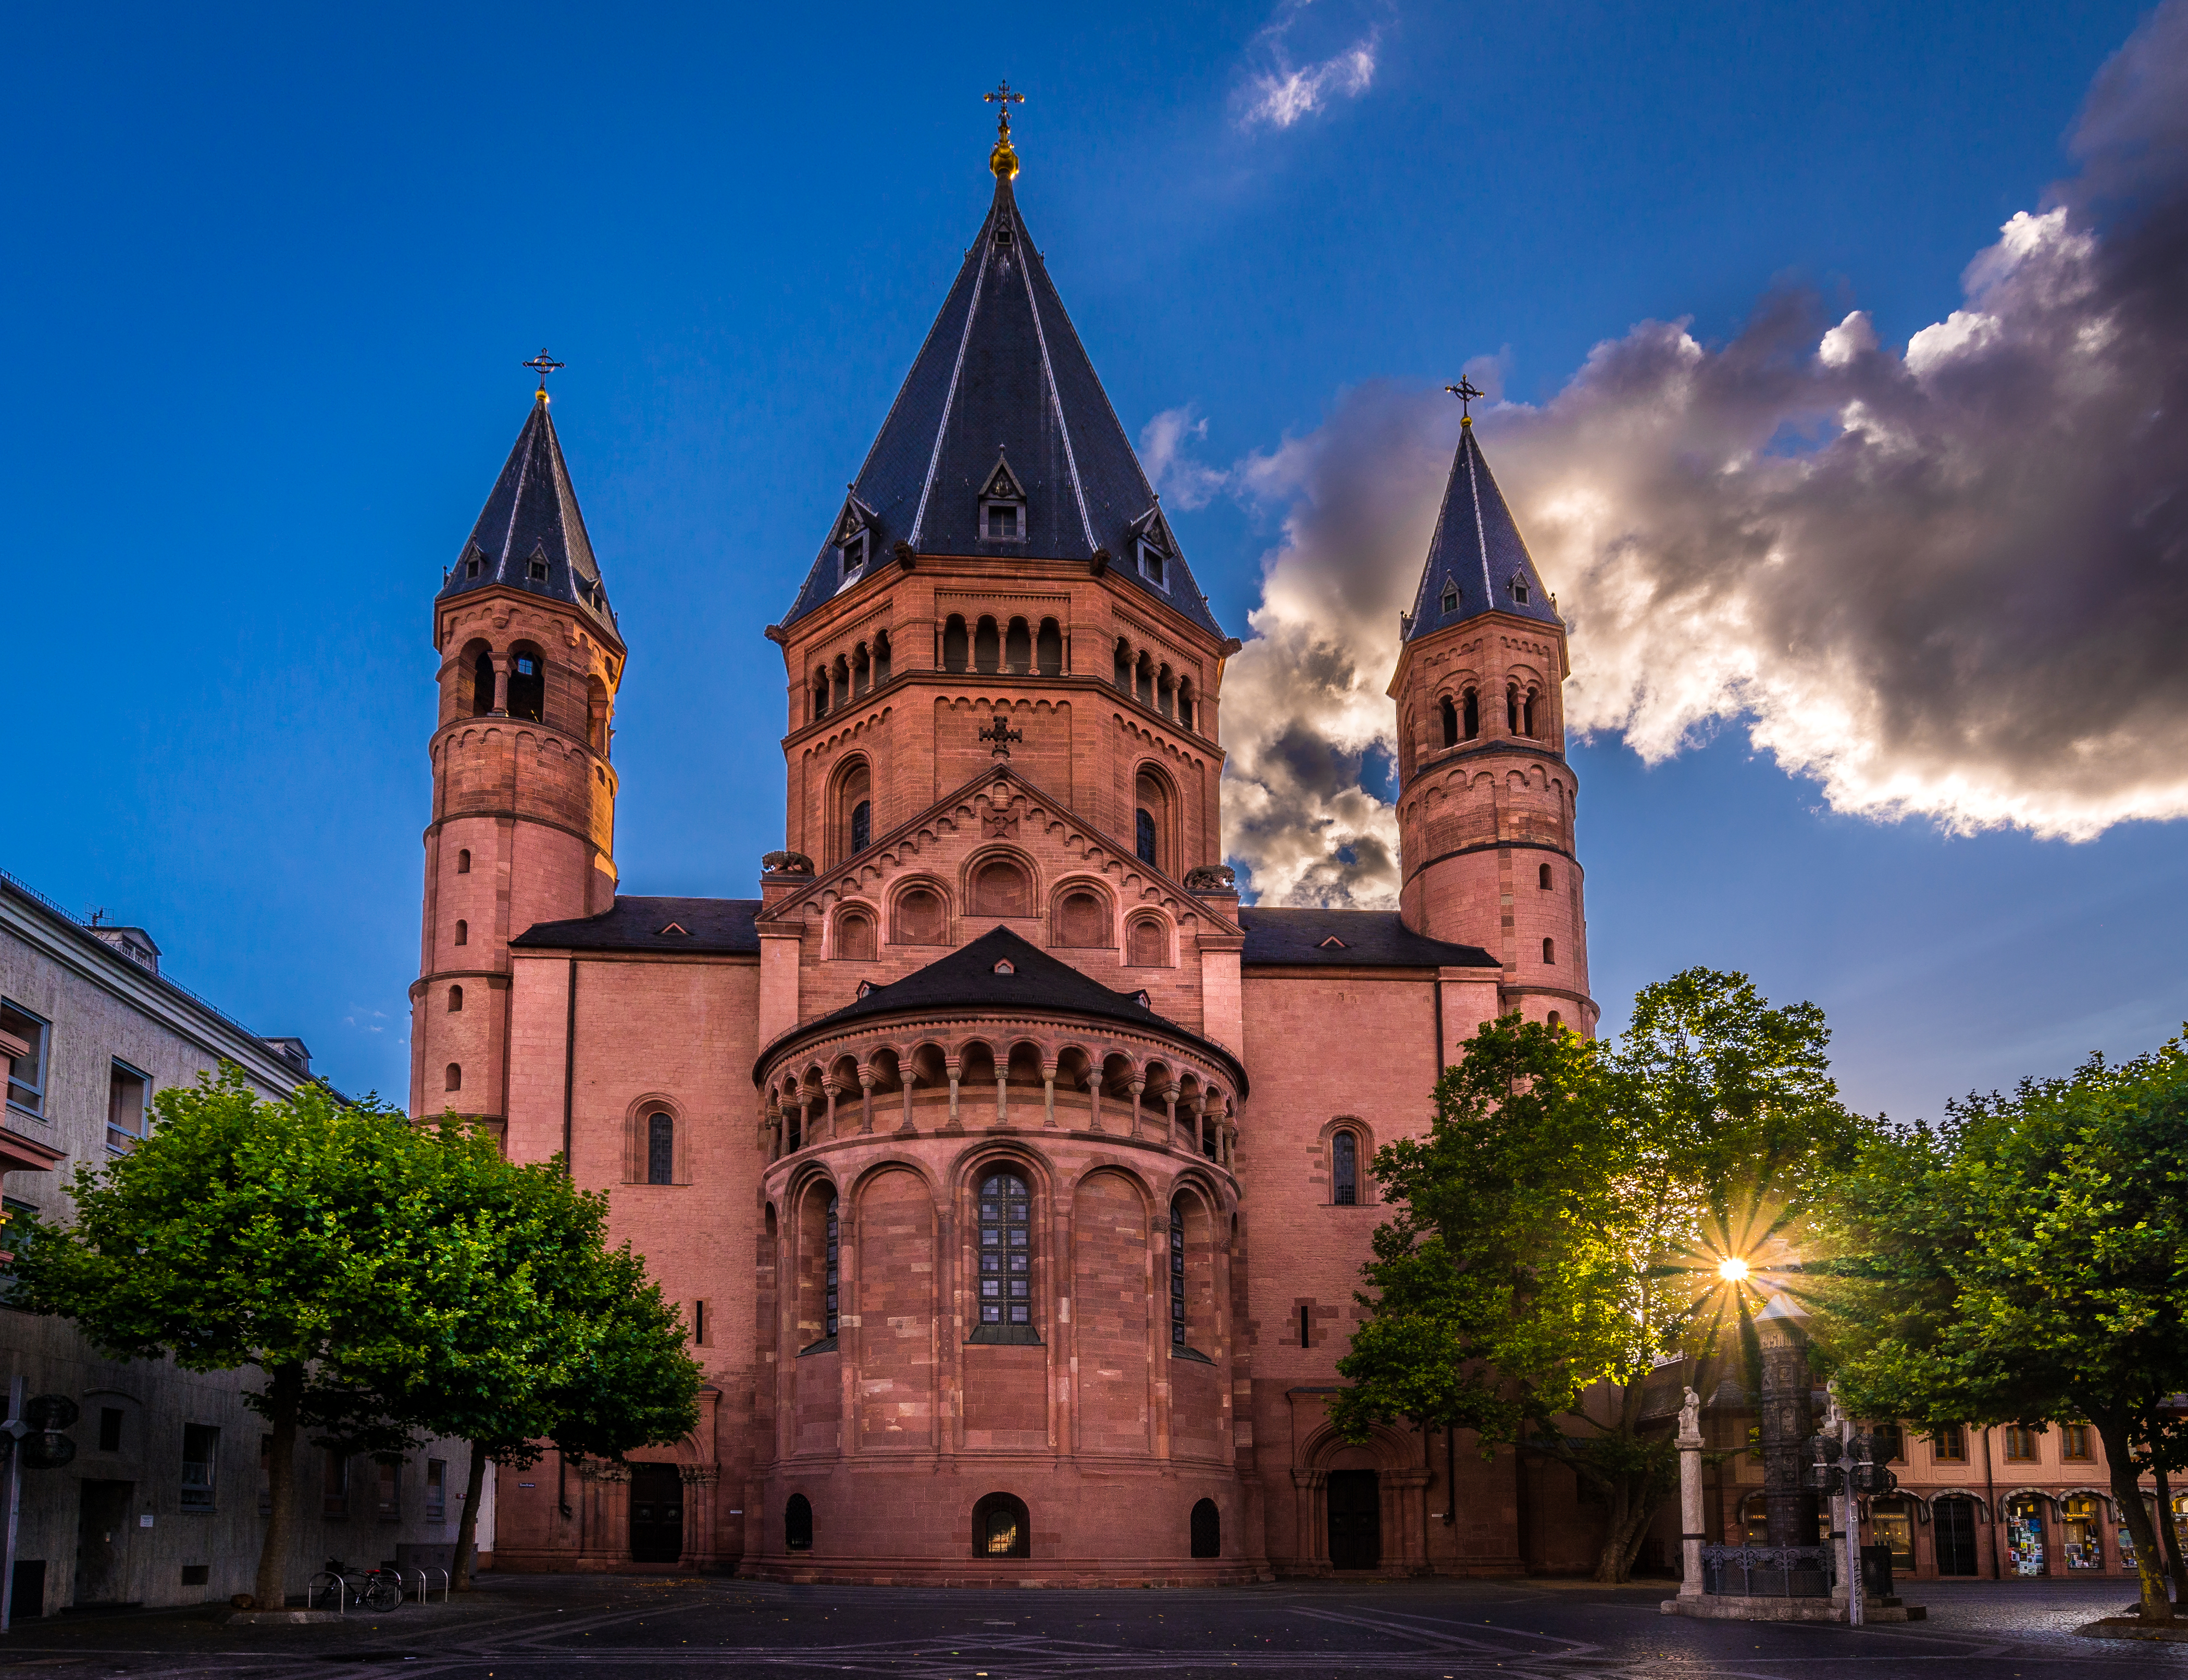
[778,136,1224,636]
[1403,417,1562,641]
[439,390,617,639]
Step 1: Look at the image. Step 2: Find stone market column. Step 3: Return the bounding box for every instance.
[1677,1385,1705,1601]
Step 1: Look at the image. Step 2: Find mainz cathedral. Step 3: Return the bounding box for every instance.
[411,103,1598,1583]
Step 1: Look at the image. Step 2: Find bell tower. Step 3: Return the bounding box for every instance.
[1387,396,1596,1034]
[410,368,625,1126]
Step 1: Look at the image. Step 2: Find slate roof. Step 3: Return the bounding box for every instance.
[789,927,1247,1088]
[1238,907,1497,969]
[437,394,618,639]
[511,895,760,954]
[779,173,1224,637]
[1403,421,1563,642]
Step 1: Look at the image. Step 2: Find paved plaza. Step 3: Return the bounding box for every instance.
[0,1575,2175,1679]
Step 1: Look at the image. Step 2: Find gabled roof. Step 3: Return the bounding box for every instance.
[512,895,761,954]
[437,394,618,639]
[787,926,1246,1091]
[1238,907,1497,969]
[778,172,1224,637]
[1403,421,1562,641]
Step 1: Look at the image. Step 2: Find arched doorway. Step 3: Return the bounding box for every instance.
[628,1464,683,1563]
[1327,1469,1379,1570]
[1933,1496,1978,1576]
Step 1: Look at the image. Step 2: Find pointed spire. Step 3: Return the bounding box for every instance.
[439,377,617,640]
[1403,417,1561,642]
[777,132,1225,637]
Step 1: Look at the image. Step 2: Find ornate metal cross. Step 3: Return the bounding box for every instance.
[1445,375,1485,420]
[979,709,1023,759]
[985,80,1024,136]
[524,349,566,392]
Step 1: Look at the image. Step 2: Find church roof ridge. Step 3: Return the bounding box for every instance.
[1403,419,1562,641]
[778,167,1224,637]
[438,390,618,638]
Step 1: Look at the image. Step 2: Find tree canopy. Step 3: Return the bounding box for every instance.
[1814,1036,2188,1621]
[1332,969,1857,1581]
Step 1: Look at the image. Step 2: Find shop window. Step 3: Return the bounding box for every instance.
[976,1172,1031,1330]
[2004,1494,2046,1575]
[973,1491,1029,1558]
[181,1424,218,1512]
[1871,1497,1914,1570]
[2062,1495,2105,1570]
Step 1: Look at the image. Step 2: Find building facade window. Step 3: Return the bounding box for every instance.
[1332,1130,1358,1205]
[2062,1494,2105,1569]
[180,1424,218,1512]
[1190,1498,1221,1558]
[445,1063,462,1093]
[2062,1423,2093,1461]
[3,1000,49,1117]
[1170,1196,1188,1349]
[376,1458,400,1521]
[426,1459,447,1524]
[2004,1425,2039,1461]
[1136,808,1158,867]
[448,985,463,1013]
[456,848,471,874]
[977,1173,1030,1328]
[454,919,467,946]
[107,1061,148,1155]
[1932,1424,1968,1463]
[850,800,871,854]
[507,646,545,723]
[1871,1496,1915,1569]
[973,1491,1029,1558]
[647,1113,675,1186]
[824,1196,840,1338]
[98,1408,123,1452]
[323,1452,349,1519]
[786,1492,814,1551]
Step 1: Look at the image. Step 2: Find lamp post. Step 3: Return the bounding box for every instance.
[1808,1400,1897,1627]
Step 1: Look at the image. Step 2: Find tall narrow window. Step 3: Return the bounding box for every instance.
[978,1172,1031,1328]
[1114,639,1133,691]
[181,1424,218,1512]
[323,1452,349,1519]
[507,646,545,722]
[1933,1425,1968,1463]
[851,800,872,854]
[425,1459,447,1524]
[445,1063,462,1093]
[453,919,467,947]
[813,673,831,719]
[1462,688,1480,740]
[785,1493,814,1551]
[376,1458,400,1521]
[647,1113,675,1185]
[1333,1131,1358,1205]
[107,1061,147,1155]
[1542,937,1556,964]
[824,1195,840,1337]
[973,1492,1029,1558]
[873,632,891,685]
[1506,686,1520,733]
[456,849,471,874]
[448,985,463,1012]
[974,617,1000,674]
[1439,697,1458,748]
[1538,863,1553,890]
[1036,619,1062,676]
[1168,1196,1188,1347]
[472,651,495,715]
[943,616,969,674]
[1136,808,1158,868]
[1523,691,1538,736]
[98,1408,123,1452]
[1004,618,1031,673]
[1190,1498,1221,1559]
[1178,683,1194,731]
[2,1000,49,1116]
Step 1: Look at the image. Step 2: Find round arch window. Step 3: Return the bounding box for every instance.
[973,1491,1029,1558]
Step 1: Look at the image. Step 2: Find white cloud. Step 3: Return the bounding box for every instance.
[1138,407,1230,510]
[1236,1,1381,131]
[1220,0,2188,900]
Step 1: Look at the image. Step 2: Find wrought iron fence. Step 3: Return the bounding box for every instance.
[1700,1542,1834,1597]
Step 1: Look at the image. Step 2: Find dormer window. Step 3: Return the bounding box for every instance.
[978,453,1027,544]
[1441,583,1459,614]
[1510,575,1530,604]
[831,494,876,586]
[993,960,1015,975]
[529,559,549,581]
[1138,540,1168,591]
[466,558,482,579]
[838,529,868,580]
[994,226,1014,248]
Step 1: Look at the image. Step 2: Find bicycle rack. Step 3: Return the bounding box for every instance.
[305,1575,349,1614]
[409,1566,450,1604]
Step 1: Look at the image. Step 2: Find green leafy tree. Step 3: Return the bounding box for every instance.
[10,1071,454,1607]
[1333,969,1854,1582]
[1815,1038,2188,1623]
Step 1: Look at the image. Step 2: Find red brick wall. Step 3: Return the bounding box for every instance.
[961,1344,1046,1450]
[854,1167,936,1449]
[1071,1169,1151,1454]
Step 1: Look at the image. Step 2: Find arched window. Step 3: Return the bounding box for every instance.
[785,1493,813,1552]
[1523,690,1538,737]
[1538,862,1553,890]
[1136,655,1154,707]
[1168,1196,1189,1348]
[1004,617,1031,673]
[1333,1130,1358,1205]
[1136,808,1158,868]
[507,645,545,723]
[1506,685,1520,733]
[1177,681,1195,731]
[977,1171,1031,1329]
[783,1094,802,1155]
[1462,688,1480,739]
[456,849,471,875]
[1548,1010,1563,1031]
[812,671,830,719]
[1127,916,1165,967]
[972,1491,1029,1558]
[837,761,871,863]
[974,616,1000,674]
[1036,618,1062,676]
[1055,890,1107,948]
[943,615,969,674]
[1439,696,1458,748]
[873,631,891,686]
[1190,1498,1221,1559]
[472,650,495,716]
[851,800,871,855]
[445,1063,461,1093]
[831,656,850,711]
[896,886,946,944]
[1113,639,1133,691]
[972,860,1030,918]
[454,919,468,947]
[1543,937,1556,963]
[824,1194,840,1337]
[851,643,871,697]
[1157,667,1175,719]
[837,909,876,962]
[447,985,463,1013]
[647,1112,674,1185]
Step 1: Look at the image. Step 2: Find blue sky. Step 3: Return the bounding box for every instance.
[5,0,2178,1119]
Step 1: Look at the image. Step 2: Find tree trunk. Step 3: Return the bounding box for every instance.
[451,1443,489,1591]
[252,1365,303,1609]
[2097,1414,2173,1622]
[2154,1464,2186,1606]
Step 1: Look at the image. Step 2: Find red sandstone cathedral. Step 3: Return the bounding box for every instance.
[410,111,1594,1582]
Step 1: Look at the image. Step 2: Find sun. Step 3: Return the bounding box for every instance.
[1717,1255,1751,1283]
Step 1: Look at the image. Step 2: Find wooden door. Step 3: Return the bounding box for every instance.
[1326,1469,1380,1571]
[627,1464,685,1564]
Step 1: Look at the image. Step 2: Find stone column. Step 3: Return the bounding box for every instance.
[1086,1069,1104,1133]
[993,1068,1009,1128]
[946,1056,963,1131]
[857,1065,876,1135]
[1756,1297,1819,1548]
[1162,1083,1179,1149]
[1677,1385,1705,1600]
[490,652,512,715]
[898,1050,917,1133]
[1128,1076,1146,1141]
[1041,1063,1057,1127]
[822,1077,841,1142]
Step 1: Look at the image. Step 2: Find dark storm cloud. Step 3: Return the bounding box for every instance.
[1216,0,2188,903]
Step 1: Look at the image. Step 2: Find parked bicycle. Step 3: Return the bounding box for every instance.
[306,1557,403,1612]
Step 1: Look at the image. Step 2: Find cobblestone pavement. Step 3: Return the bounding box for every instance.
[0,1574,2176,1678]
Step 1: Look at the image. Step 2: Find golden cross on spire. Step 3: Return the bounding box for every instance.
[524,349,566,400]
[985,80,1025,180]
[1445,376,1486,424]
